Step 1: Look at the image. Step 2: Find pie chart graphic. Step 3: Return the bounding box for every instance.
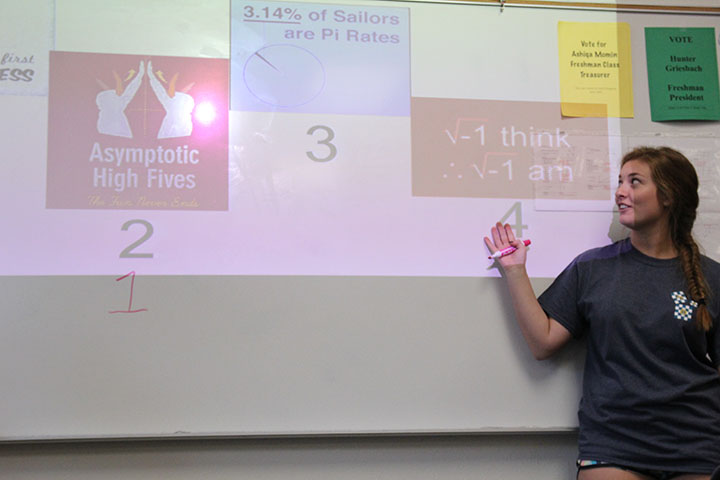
[243,44,326,108]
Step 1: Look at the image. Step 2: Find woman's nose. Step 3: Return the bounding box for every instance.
[615,183,628,200]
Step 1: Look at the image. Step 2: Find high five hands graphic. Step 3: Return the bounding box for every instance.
[96,60,195,140]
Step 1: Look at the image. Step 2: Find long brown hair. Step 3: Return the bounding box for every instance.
[621,146,711,331]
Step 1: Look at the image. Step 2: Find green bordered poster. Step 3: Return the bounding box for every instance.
[645,27,720,121]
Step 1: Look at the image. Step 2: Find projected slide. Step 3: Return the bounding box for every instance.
[0,0,53,96]
[412,97,611,203]
[46,52,229,211]
[0,0,622,278]
[231,0,410,115]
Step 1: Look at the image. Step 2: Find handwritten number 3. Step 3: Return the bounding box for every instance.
[120,220,154,258]
[307,125,337,162]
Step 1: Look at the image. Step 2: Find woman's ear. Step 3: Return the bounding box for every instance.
[659,192,672,207]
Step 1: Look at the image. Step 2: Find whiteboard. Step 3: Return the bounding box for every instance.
[1,0,719,440]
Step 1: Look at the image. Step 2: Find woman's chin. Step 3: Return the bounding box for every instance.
[617,215,633,230]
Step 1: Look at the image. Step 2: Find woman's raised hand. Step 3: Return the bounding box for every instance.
[484,222,528,270]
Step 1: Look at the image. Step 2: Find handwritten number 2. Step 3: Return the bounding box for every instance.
[120,219,154,258]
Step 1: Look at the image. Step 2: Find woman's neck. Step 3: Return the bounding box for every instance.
[630,229,677,259]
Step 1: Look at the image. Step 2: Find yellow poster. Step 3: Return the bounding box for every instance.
[558,22,633,118]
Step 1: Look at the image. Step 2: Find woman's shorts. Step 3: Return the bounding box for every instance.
[577,459,698,480]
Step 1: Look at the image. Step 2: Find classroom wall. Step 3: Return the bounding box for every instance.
[1,0,716,478]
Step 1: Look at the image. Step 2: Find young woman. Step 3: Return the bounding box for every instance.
[485,147,720,480]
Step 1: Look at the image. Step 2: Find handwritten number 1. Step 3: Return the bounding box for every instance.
[109,271,148,314]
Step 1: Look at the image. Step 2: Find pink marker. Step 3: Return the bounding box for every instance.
[488,239,532,259]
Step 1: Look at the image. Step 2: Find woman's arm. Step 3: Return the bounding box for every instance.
[484,222,572,360]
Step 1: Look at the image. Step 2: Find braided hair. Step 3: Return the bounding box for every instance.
[621,147,711,331]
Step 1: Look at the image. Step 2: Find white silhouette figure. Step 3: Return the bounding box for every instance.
[96,61,144,138]
[147,61,195,139]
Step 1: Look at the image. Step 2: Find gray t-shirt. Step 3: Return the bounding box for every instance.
[538,238,720,473]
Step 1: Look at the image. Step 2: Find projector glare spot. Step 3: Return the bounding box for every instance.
[195,101,216,125]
